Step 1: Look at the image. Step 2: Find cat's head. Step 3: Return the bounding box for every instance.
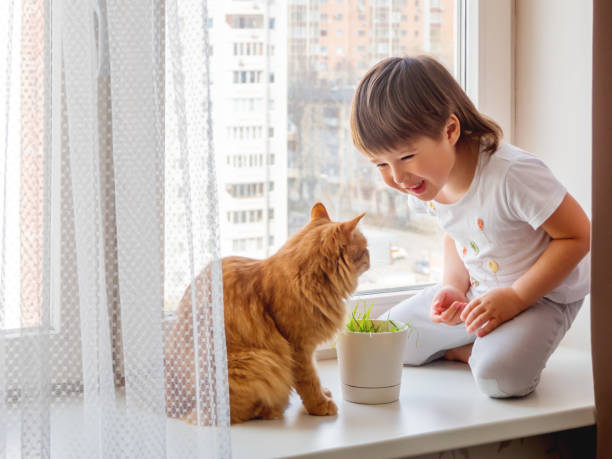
[278,202,370,296]
[309,202,370,277]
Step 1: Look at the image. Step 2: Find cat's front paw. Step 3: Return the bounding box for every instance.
[322,386,332,398]
[304,397,337,416]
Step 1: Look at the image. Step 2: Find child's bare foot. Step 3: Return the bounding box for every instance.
[444,343,473,363]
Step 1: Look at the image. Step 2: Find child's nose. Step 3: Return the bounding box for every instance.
[391,166,408,185]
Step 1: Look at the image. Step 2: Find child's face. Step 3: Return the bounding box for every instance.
[369,130,457,202]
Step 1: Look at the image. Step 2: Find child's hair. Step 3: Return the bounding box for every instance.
[350,55,502,157]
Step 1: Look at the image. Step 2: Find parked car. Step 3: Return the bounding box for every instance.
[390,245,407,261]
[412,259,430,275]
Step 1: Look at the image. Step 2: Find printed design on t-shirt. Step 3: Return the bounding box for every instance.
[469,240,479,255]
[476,217,500,285]
[476,217,491,244]
[464,217,502,290]
[470,259,500,290]
[417,200,436,216]
[487,259,500,286]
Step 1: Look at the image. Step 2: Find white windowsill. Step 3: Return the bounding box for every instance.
[230,345,594,458]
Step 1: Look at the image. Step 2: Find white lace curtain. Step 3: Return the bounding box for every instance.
[0,0,231,457]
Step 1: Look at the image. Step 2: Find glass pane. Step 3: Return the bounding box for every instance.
[1,0,45,330]
[165,0,458,306]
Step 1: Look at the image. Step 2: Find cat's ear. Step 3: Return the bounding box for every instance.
[340,212,366,236]
[310,202,331,221]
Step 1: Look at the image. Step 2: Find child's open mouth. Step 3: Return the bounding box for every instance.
[406,180,426,195]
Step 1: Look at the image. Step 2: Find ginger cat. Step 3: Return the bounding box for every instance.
[165,202,370,424]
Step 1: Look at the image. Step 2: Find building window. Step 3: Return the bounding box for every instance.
[226,14,263,29]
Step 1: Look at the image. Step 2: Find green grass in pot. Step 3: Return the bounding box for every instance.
[345,301,412,334]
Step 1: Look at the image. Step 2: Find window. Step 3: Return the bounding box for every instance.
[225,182,271,198]
[226,14,263,29]
[209,0,518,299]
[4,0,515,357]
[233,97,264,112]
[233,41,265,56]
[0,0,62,332]
[232,70,262,84]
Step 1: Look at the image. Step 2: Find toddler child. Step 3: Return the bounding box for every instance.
[350,55,590,398]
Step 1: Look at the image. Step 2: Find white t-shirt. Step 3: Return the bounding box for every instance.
[411,142,590,304]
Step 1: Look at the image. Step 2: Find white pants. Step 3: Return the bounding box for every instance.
[380,284,584,398]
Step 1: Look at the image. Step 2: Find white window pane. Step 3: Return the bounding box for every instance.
[206,0,457,293]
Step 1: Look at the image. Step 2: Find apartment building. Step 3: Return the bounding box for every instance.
[210,0,288,258]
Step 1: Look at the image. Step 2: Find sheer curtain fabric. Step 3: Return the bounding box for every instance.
[0,0,230,457]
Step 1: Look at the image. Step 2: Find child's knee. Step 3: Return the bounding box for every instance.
[470,354,540,398]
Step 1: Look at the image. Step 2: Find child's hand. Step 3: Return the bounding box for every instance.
[430,285,468,325]
[460,287,528,337]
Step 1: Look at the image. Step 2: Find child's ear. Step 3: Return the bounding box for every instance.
[340,212,366,237]
[446,114,461,146]
[310,202,331,221]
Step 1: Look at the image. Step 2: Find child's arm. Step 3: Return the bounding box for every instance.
[431,233,471,325]
[512,193,590,305]
[461,193,590,336]
[442,232,470,293]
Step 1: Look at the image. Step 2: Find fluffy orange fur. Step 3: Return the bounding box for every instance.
[165,202,370,424]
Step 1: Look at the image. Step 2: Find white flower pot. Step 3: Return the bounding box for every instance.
[336,320,410,404]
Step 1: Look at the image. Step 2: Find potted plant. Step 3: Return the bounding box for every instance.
[336,303,412,404]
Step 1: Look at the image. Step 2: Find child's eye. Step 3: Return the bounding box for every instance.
[401,155,415,160]
[376,163,387,168]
